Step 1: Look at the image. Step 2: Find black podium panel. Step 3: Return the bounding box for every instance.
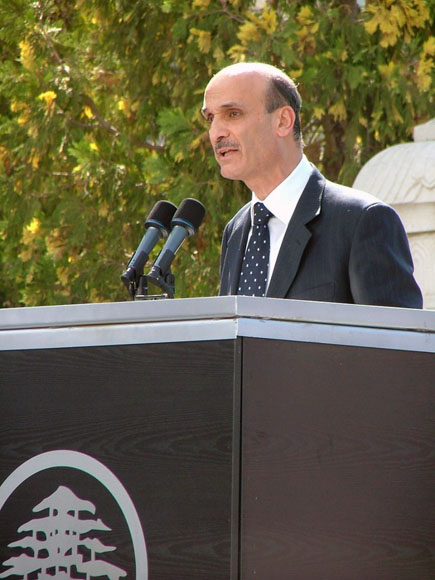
[241,338,435,580]
[0,339,240,580]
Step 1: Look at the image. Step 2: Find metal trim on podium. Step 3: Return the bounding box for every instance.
[0,296,434,352]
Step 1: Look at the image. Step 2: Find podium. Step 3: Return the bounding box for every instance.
[0,296,434,580]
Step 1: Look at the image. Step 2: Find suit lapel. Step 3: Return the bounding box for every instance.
[221,204,251,294]
[267,169,325,298]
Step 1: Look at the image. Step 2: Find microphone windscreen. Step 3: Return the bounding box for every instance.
[146,200,178,232]
[171,198,206,232]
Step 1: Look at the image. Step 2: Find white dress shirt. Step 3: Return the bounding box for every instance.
[249,155,313,288]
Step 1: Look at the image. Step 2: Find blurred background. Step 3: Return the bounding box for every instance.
[0,0,433,307]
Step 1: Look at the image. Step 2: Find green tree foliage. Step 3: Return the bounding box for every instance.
[0,0,433,306]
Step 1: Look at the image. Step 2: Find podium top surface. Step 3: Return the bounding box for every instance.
[0,296,434,353]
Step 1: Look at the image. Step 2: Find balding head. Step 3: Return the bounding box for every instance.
[207,63,302,143]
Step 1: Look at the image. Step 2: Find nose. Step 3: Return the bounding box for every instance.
[209,114,229,145]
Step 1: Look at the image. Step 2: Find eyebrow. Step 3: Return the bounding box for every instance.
[201,101,244,118]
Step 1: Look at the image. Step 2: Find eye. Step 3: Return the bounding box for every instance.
[228,110,240,118]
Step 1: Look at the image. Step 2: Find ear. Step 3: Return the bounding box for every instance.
[275,106,295,138]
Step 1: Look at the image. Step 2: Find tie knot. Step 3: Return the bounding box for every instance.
[253,202,273,226]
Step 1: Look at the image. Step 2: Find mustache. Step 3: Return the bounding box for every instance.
[214,140,239,154]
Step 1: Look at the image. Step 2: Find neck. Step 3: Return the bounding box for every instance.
[248,150,303,200]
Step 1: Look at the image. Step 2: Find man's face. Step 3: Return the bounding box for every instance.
[202,72,279,191]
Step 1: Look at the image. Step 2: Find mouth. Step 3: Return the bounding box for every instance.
[216,146,239,160]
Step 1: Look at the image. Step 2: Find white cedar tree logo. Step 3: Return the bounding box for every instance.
[0,485,127,579]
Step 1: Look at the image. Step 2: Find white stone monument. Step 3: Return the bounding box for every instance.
[353,119,435,309]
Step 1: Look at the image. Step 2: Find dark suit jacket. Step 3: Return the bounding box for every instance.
[219,167,423,308]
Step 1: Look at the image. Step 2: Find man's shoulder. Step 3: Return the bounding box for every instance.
[306,167,399,228]
[322,174,386,211]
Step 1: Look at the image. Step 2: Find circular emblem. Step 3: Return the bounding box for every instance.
[0,450,148,580]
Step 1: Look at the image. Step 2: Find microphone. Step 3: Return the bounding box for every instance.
[121,200,177,290]
[146,198,206,292]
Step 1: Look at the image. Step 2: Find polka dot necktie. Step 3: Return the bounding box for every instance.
[237,202,273,297]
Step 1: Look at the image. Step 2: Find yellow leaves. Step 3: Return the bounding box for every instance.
[227,44,246,62]
[89,142,99,152]
[416,35,434,91]
[10,99,24,113]
[400,0,430,29]
[416,57,432,91]
[423,36,435,56]
[17,111,30,126]
[296,5,319,34]
[46,229,67,260]
[245,7,279,35]
[117,97,138,118]
[13,180,23,195]
[297,6,315,26]
[192,0,210,8]
[295,5,319,53]
[260,8,278,35]
[30,151,40,170]
[12,100,31,126]
[289,68,303,79]
[26,217,41,235]
[189,28,212,54]
[189,132,208,160]
[213,46,225,63]
[378,60,399,88]
[19,40,36,71]
[329,100,347,122]
[0,145,7,156]
[38,90,57,106]
[38,90,57,115]
[152,70,160,86]
[313,106,325,120]
[20,217,42,261]
[364,0,430,47]
[117,97,128,112]
[83,105,93,119]
[27,124,38,138]
[237,21,262,45]
[378,61,395,77]
[231,7,279,59]
[190,136,202,150]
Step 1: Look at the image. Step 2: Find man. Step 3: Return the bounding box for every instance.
[202,62,423,308]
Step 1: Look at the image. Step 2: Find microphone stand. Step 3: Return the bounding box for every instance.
[129,268,175,300]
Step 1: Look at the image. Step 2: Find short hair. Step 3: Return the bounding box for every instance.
[265,75,302,142]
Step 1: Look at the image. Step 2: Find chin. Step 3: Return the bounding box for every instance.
[220,165,242,181]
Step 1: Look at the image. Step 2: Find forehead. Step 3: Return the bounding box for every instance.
[203,71,268,112]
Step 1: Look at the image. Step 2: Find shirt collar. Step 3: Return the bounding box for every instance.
[251,155,313,226]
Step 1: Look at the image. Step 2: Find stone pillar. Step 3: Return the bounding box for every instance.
[353,119,435,309]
